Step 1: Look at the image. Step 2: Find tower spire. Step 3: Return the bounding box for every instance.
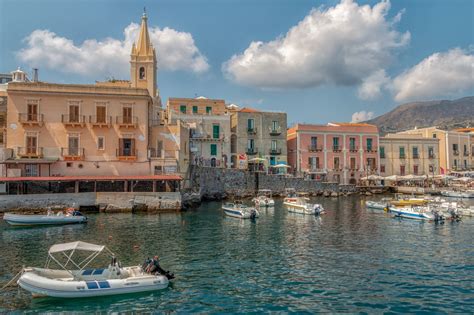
[135,8,152,56]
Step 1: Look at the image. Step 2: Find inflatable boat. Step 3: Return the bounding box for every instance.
[4,210,87,226]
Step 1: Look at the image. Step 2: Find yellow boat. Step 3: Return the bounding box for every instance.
[388,194,429,207]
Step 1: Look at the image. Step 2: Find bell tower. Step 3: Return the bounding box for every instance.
[130,9,157,97]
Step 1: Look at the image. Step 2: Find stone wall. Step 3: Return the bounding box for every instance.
[0,192,96,212]
[189,166,356,199]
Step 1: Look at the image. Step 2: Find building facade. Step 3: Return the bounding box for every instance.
[287,123,380,184]
[166,97,231,168]
[379,134,440,177]
[230,107,287,170]
[399,127,472,172]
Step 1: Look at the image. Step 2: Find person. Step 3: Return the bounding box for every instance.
[144,255,175,279]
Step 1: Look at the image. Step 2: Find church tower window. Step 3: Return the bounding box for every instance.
[139,67,146,80]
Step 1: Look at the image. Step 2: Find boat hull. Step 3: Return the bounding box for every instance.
[389,207,434,221]
[222,207,259,219]
[441,191,474,198]
[4,213,87,226]
[365,201,388,210]
[284,201,323,215]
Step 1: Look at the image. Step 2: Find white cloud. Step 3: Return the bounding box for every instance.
[357,69,390,100]
[351,110,375,122]
[222,0,409,90]
[17,23,209,79]
[391,48,474,102]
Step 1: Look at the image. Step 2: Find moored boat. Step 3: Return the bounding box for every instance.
[365,200,389,210]
[4,209,87,226]
[252,189,275,207]
[389,206,435,221]
[222,201,259,219]
[17,241,173,298]
[284,197,324,215]
[441,190,474,198]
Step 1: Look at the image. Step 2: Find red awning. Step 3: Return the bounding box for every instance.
[0,175,181,182]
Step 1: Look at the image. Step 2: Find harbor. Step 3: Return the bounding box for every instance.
[1,195,473,313]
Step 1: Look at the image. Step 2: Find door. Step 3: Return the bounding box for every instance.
[96,106,106,123]
[123,107,132,124]
[120,138,135,156]
[213,125,220,139]
[26,136,37,155]
[68,136,79,156]
[69,105,79,122]
[27,103,38,121]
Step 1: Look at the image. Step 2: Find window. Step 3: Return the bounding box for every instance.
[69,104,80,122]
[400,165,405,176]
[180,105,186,114]
[96,105,106,123]
[123,106,132,124]
[399,146,405,158]
[310,137,317,150]
[213,125,220,139]
[366,138,373,151]
[25,164,38,177]
[350,137,356,151]
[413,146,419,158]
[27,101,39,121]
[454,160,458,168]
[26,133,38,155]
[272,121,279,131]
[380,146,385,158]
[432,133,437,138]
[210,144,217,156]
[367,158,376,170]
[333,137,339,150]
[139,67,145,79]
[247,139,254,150]
[464,160,468,168]
[308,157,317,169]
[206,106,212,114]
[428,146,434,158]
[247,119,254,131]
[68,134,80,156]
[380,165,385,173]
[464,144,468,155]
[334,157,340,170]
[192,106,198,114]
[97,136,105,150]
[271,140,277,150]
[157,140,163,158]
[350,157,356,170]
[119,137,135,157]
[453,144,458,152]
[413,165,419,175]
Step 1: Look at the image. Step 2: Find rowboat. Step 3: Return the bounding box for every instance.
[4,210,87,226]
[222,201,259,219]
[284,197,324,215]
[17,241,173,298]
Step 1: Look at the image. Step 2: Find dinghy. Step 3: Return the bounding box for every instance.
[252,189,275,207]
[17,241,173,298]
[388,206,435,221]
[365,200,389,211]
[4,210,87,226]
[222,201,259,219]
[284,197,324,215]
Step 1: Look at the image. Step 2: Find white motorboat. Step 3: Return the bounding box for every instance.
[4,209,87,226]
[441,190,474,198]
[365,200,389,211]
[284,197,324,215]
[222,201,259,219]
[389,206,435,221]
[252,189,275,207]
[17,241,173,298]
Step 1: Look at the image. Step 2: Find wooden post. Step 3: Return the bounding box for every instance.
[74,180,79,193]
[94,181,97,192]
[152,180,157,192]
[124,180,128,192]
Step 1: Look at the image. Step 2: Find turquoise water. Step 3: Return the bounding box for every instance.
[1,196,473,313]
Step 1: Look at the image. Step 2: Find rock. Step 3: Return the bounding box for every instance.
[330,192,338,197]
[323,191,331,197]
[365,192,373,196]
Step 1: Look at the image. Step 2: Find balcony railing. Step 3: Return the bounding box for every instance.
[18,113,44,126]
[247,127,257,135]
[89,115,112,127]
[17,147,43,158]
[308,145,323,152]
[349,146,358,152]
[190,132,223,141]
[364,147,377,152]
[61,114,86,127]
[61,147,84,160]
[269,148,282,155]
[380,153,386,159]
[269,127,282,136]
[149,148,176,159]
[453,150,459,156]
[413,153,420,159]
[429,153,436,159]
[246,148,258,155]
[307,167,323,172]
[463,151,470,156]
[399,154,406,159]
[116,148,137,160]
[333,146,341,152]
[116,116,138,128]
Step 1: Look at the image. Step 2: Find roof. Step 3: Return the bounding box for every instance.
[0,175,181,182]
[454,127,474,133]
[239,107,260,113]
[330,122,377,127]
[49,241,105,254]
[293,123,379,133]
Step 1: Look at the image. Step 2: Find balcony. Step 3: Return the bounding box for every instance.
[380,153,386,159]
[116,116,138,128]
[463,151,470,157]
[61,147,84,161]
[307,167,323,173]
[61,114,86,127]
[116,148,137,161]
[399,154,406,159]
[413,153,420,159]
[333,146,342,152]
[247,127,257,135]
[269,148,282,155]
[18,113,44,126]
[190,132,223,141]
[246,148,258,155]
[429,153,436,159]
[149,148,176,160]
[364,147,377,153]
[89,115,112,128]
[308,145,323,152]
[17,147,43,158]
[349,146,358,152]
[453,150,459,156]
[269,127,282,136]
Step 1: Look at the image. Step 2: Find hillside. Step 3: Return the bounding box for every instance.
[366,96,474,133]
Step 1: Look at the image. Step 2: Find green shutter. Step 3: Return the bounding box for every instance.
[180,105,186,114]
[210,144,217,156]
[193,106,198,114]
[213,125,220,139]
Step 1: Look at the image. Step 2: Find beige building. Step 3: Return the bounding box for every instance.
[1,12,185,178]
[399,127,472,172]
[230,107,287,171]
[166,97,231,168]
[380,134,440,177]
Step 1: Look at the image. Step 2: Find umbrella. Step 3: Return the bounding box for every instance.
[384,175,399,181]
[272,164,290,168]
[248,157,266,163]
[452,177,472,182]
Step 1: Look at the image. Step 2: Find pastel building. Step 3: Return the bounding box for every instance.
[379,134,440,176]
[287,123,380,184]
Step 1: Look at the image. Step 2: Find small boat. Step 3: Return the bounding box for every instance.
[17,241,173,298]
[4,209,87,226]
[389,194,429,207]
[284,197,324,215]
[222,201,259,219]
[252,189,275,207]
[389,206,435,221]
[441,190,474,198]
[283,188,298,204]
[365,200,389,211]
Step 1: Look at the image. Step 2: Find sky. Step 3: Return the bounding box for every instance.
[0,0,473,125]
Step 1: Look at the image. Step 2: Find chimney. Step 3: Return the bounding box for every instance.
[33,68,38,82]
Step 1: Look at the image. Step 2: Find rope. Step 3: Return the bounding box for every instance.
[0,269,23,291]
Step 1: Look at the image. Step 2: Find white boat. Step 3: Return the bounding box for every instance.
[441,190,474,198]
[365,200,389,211]
[389,206,435,221]
[17,241,172,298]
[252,189,275,207]
[222,201,259,219]
[284,197,324,215]
[4,210,87,226]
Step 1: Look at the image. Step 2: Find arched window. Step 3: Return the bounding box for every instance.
[139,67,146,79]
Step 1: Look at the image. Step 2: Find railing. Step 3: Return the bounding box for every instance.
[246,148,258,155]
[17,147,43,158]
[190,132,223,140]
[307,167,324,172]
[308,145,323,152]
[463,151,470,156]
[453,150,459,156]
[399,154,406,159]
[380,153,386,159]
[349,146,358,152]
[269,148,282,155]
[61,114,86,125]
[116,116,138,128]
[149,148,177,159]
[333,145,341,152]
[247,127,257,134]
[429,153,436,159]
[61,147,84,160]
[116,148,137,160]
[89,115,112,127]
[18,113,44,125]
[364,147,377,152]
[413,153,419,159]
[269,127,282,136]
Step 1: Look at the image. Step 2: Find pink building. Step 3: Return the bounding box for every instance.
[287,123,380,184]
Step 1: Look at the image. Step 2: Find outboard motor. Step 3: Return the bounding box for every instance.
[72,210,83,216]
[250,209,257,220]
[433,211,444,223]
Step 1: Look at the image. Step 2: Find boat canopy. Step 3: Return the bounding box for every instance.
[49,241,105,254]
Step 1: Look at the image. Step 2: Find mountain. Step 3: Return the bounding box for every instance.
[366,96,474,133]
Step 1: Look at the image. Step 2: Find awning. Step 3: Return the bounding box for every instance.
[49,241,105,254]
[0,175,182,182]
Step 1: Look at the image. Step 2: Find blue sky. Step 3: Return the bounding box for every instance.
[0,0,473,125]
